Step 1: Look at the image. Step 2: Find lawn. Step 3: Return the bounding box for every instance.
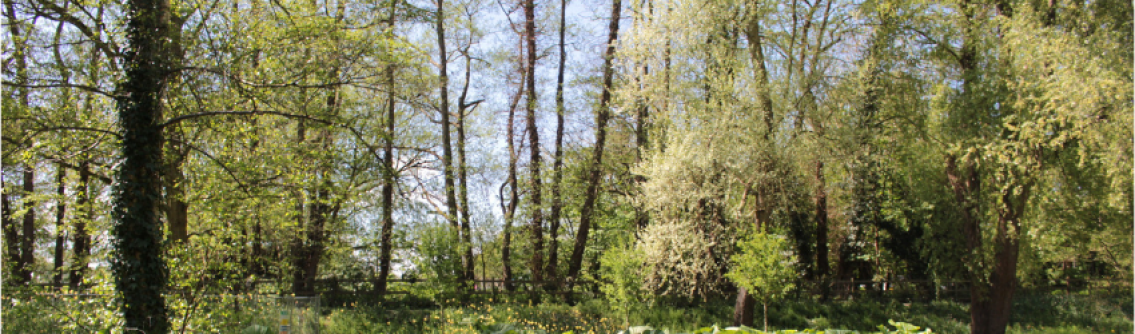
[6,291,1130,333]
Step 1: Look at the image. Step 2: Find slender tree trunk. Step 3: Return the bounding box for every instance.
[71,161,91,288]
[19,165,36,284]
[5,0,33,286]
[3,176,17,281]
[70,8,101,289]
[436,0,459,231]
[731,11,777,325]
[48,19,71,289]
[546,0,568,289]
[502,50,526,292]
[815,161,829,283]
[164,136,188,242]
[164,9,189,243]
[53,166,66,288]
[568,0,620,282]
[458,50,475,285]
[376,50,397,298]
[292,123,312,296]
[523,0,546,289]
[377,0,400,298]
[632,7,650,231]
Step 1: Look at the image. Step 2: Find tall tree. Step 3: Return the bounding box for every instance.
[18,164,36,284]
[546,0,568,287]
[377,0,401,297]
[2,176,15,281]
[4,0,33,286]
[53,166,67,288]
[112,0,175,331]
[568,0,620,283]
[437,0,459,231]
[523,0,545,286]
[457,44,476,285]
[918,1,1132,332]
[71,160,92,288]
[501,41,527,291]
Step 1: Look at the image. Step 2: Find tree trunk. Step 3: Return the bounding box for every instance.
[732,286,756,327]
[568,0,620,282]
[377,0,400,297]
[293,84,339,295]
[546,0,568,289]
[458,49,475,286]
[376,60,396,297]
[969,214,1021,334]
[6,0,33,284]
[112,0,174,330]
[164,136,189,242]
[502,47,526,292]
[71,161,92,288]
[2,176,17,282]
[53,166,66,288]
[523,0,546,290]
[19,165,36,284]
[815,161,829,286]
[436,0,459,232]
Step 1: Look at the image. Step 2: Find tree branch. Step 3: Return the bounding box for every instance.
[30,0,120,68]
[2,80,117,98]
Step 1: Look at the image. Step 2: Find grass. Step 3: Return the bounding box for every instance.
[313,292,1131,334]
[4,290,1129,333]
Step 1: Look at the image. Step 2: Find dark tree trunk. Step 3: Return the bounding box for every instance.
[292,86,339,296]
[436,0,459,232]
[53,166,66,288]
[568,0,620,282]
[4,0,31,286]
[815,161,829,284]
[948,0,1023,331]
[458,49,475,286]
[523,0,545,289]
[546,0,568,289]
[969,206,1023,334]
[377,53,398,298]
[112,0,174,330]
[19,165,36,284]
[164,136,188,242]
[733,287,756,327]
[949,153,1029,334]
[502,50,526,292]
[377,0,400,297]
[71,161,92,288]
[292,182,332,297]
[3,176,17,282]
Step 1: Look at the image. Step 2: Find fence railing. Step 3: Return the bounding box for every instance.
[15,277,1129,302]
[795,278,1132,301]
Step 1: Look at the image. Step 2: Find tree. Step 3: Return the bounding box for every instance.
[726,231,796,332]
[522,0,545,288]
[111,0,175,332]
[501,35,526,291]
[377,0,402,298]
[52,166,66,287]
[890,0,1133,332]
[545,0,568,288]
[568,0,620,283]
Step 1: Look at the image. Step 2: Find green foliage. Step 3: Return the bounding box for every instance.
[615,320,933,334]
[599,244,652,325]
[410,222,466,302]
[727,232,797,304]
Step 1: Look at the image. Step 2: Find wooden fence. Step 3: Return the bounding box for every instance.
[18,277,1129,302]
